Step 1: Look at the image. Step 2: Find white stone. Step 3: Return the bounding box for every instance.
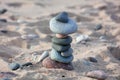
[21,34,39,40]
[76,35,90,43]
[37,51,49,63]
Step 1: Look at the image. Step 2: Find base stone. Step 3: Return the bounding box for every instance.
[42,57,74,70]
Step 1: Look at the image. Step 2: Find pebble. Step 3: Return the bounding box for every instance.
[50,12,77,35]
[50,49,73,63]
[52,43,71,52]
[86,70,108,80]
[17,19,27,24]
[52,36,72,45]
[56,34,67,38]
[87,57,98,63]
[9,63,20,71]
[76,35,90,43]
[37,51,49,62]
[94,24,102,30]
[0,30,8,33]
[55,12,68,23]
[110,14,120,23]
[21,62,33,67]
[0,19,7,23]
[61,48,73,57]
[42,57,73,70]
[0,8,7,14]
[21,34,39,40]
[99,36,107,42]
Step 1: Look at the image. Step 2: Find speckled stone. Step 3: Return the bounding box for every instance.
[42,57,73,70]
[50,49,73,63]
[52,43,71,52]
[52,36,72,45]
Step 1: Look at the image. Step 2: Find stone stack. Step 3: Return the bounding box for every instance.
[42,12,77,70]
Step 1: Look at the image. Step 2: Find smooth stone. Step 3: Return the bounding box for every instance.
[21,62,33,67]
[52,36,72,45]
[76,35,90,43]
[94,24,102,30]
[99,36,107,42]
[55,12,68,23]
[0,19,7,23]
[0,8,7,14]
[86,70,108,80]
[9,63,20,71]
[61,48,73,57]
[37,51,49,62]
[50,16,78,35]
[56,34,67,38]
[42,57,73,70]
[87,57,98,63]
[52,43,71,52]
[0,30,8,33]
[50,49,73,63]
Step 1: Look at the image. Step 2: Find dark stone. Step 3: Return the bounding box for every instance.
[21,62,33,67]
[0,9,7,14]
[52,36,72,45]
[110,14,120,23]
[0,30,8,33]
[55,12,69,23]
[88,57,98,63]
[0,19,7,23]
[94,24,102,30]
[9,63,20,71]
[52,43,71,52]
[42,57,73,70]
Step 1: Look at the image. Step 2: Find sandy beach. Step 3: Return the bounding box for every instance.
[0,0,120,80]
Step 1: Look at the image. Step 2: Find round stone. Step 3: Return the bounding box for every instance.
[9,63,20,71]
[56,34,67,38]
[86,70,108,80]
[52,36,72,45]
[94,24,102,30]
[50,16,78,35]
[52,43,71,52]
[42,57,74,70]
[55,12,69,23]
[61,48,73,57]
[87,57,98,63]
[50,49,73,63]
[0,8,7,14]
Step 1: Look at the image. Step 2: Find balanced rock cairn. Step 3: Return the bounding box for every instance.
[42,12,77,70]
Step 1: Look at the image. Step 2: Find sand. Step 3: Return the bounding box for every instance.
[0,0,120,80]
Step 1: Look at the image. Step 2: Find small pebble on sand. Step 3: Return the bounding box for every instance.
[86,70,108,80]
[94,24,102,30]
[76,35,90,43]
[9,63,20,71]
